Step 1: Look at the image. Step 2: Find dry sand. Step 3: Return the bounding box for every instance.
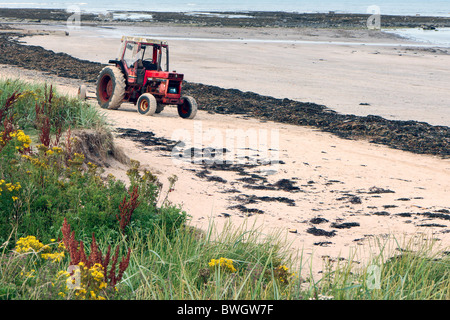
[1,23,449,278]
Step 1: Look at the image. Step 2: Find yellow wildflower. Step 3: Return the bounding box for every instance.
[66,262,108,300]
[14,236,45,253]
[41,251,65,263]
[52,146,63,153]
[20,269,36,278]
[208,257,237,272]
[57,270,70,279]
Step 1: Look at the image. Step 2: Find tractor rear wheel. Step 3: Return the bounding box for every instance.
[177,96,197,119]
[137,93,157,116]
[96,66,126,110]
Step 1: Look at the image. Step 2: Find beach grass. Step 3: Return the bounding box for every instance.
[2,218,450,300]
[306,235,450,300]
[1,79,449,300]
[0,78,107,132]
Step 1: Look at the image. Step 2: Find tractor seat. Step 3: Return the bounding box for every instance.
[142,60,158,71]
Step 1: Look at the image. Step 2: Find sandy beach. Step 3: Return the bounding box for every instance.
[1,11,449,277]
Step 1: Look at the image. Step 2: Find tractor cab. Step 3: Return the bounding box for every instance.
[112,36,170,85]
[118,38,168,71]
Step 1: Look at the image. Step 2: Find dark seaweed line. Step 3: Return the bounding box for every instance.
[182,82,449,158]
[1,32,448,158]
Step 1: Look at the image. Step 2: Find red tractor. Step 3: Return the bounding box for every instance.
[95,36,197,119]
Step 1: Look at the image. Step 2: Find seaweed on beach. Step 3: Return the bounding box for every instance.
[0,8,98,21]
[227,204,265,216]
[182,82,450,158]
[3,9,449,29]
[0,32,103,82]
[310,217,329,224]
[233,194,296,206]
[314,241,333,247]
[306,226,336,237]
[0,30,448,158]
[148,11,450,29]
[330,222,360,229]
[115,128,179,151]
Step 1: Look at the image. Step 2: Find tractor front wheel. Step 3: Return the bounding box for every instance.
[137,93,157,116]
[96,66,126,110]
[177,96,197,119]
[155,103,165,114]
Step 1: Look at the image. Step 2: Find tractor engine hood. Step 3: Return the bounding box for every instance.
[145,71,184,81]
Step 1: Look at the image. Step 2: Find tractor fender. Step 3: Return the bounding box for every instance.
[108,60,127,81]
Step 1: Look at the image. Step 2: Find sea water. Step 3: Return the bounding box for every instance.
[384,27,450,47]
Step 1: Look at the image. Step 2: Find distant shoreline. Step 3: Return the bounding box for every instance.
[1,8,450,29]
